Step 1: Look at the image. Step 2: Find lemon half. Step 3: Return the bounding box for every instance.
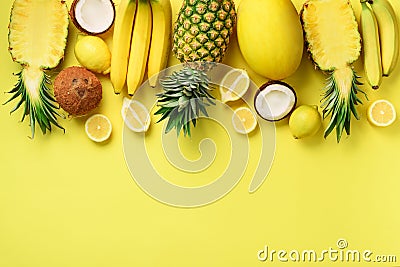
[121,97,151,133]
[232,107,257,134]
[220,68,250,103]
[367,99,396,127]
[85,114,112,142]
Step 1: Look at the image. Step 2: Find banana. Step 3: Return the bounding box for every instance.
[126,0,152,95]
[361,1,382,89]
[147,0,172,88]
[371,0,399,77]
[110,0,137,94]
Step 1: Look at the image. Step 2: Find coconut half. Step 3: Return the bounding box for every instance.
[70,0,115,35]
[254,81,297,121]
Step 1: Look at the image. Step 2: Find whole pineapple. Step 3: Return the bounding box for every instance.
[155,0,236,137]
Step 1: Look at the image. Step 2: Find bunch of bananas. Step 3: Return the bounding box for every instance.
[360,0,399,89]
[110,0,172,95]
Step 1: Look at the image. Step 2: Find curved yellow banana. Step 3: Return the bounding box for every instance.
[371,0,399,77]
[127,0,152,95]
[147,0,172,87]
[110,0,137,94]
[361,1,382,89]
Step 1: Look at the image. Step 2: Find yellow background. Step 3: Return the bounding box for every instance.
[0,0,399,266]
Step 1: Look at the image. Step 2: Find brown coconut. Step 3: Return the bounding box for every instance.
[54,66,102,116]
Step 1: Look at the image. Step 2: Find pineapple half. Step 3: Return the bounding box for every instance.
[301,0,367,142]
[6,0,69,138]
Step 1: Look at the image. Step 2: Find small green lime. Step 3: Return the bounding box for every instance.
[289,105,322,139]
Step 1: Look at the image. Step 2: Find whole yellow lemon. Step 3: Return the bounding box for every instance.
[289,105,322,139]
[237,0,304,80]
[74,35,111,75]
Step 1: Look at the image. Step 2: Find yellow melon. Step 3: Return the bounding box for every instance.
[237,0,304,80]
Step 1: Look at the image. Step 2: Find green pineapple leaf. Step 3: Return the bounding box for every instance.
[321,69,366,142]
[155,67,215,137]
[4,70,65,138]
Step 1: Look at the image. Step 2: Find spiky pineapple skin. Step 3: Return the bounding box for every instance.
[173,0,236,65]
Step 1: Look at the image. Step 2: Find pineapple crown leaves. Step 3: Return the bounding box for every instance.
[321,70,367,142]
[4,71,65,138]
[155,67,215,137]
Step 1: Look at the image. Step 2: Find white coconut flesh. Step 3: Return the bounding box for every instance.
[255,83,296,121]
[74,0,114,34]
